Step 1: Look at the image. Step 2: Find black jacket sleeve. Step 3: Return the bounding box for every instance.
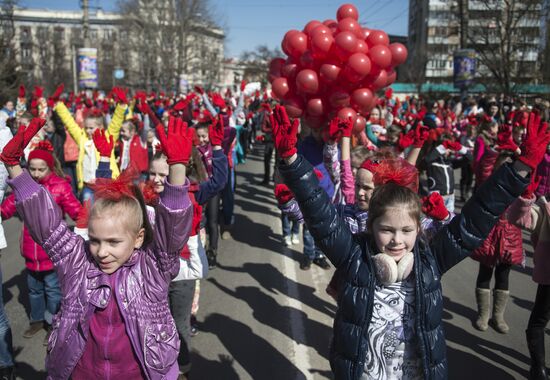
[430,162,529,274]
[279,155,356,268]
[195,149,228,205]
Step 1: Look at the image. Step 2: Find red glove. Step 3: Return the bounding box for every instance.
[255,135,265,143]
[194,86,204,95]
[32,86,44,99]
[523,175,542,199]
[156,117,193,165]
[274,184,294,205]
[76,200,90,229]
[92,129,114,158]
[111,87,128,104]
[442,140,463,152]
[48,83,64,108]
[398,130,414,151]
[496,129,519,153]
[209,115,224,146]
[261,103,272,114]
[0,118,46,166]
[413,124,429,148]
[272,105,299,159]
[240,80,247,92]
[422,192,449,221]
[328,117,353,142]
[518,111,550,170]
[18,85,25,99]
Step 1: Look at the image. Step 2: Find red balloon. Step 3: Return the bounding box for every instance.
[353,115,367,134]
[356,40,368,54]
[319,63,342,84]
[300,50,317,69]
[346,53,372,80]
[367,30,389,47]
[285,31,308,58]
[386,70,397,86]
[334,31,358,61]
[361,28,371,40]
[337,107,358,123]
[296,69,319,94]
[306,98,325,117]
[271,77,290,99]
[351,88,374,113]
[368,45,392,69]
[268,57,285,83]
[389,43,408,66]
[281,60,299,81]
[311,32,334,59]
[337,18,363,38]
[337,4,359,21]
[283,95,305,118]
[329,89,351,109]
[282,30,299,56]
[370,70,388,91]
[310,24,332,38]
[323,19,338,33]
[303,20,322,36]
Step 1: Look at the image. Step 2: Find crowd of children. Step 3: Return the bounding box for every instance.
[0,83,548,380]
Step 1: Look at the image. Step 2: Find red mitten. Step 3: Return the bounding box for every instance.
[422,192,449,221]
[209,116,224,146]
[398,130,414,151]
[496,128,519,153]
[0,118,46,166]
[272,105,299,158]
[240,80,247,92]
[194,86,204,95]
[328,117,353,142]
[32,86,44,99]
[261,103,272,114]
[76,200,91,229]
[18,85,25,99]
[442,140,463,152]
[156,117,193,165]
[111,87,128,104]
[413,124,429,148]
[92,129,114,157]
[255,135,265,143]
[274,183,294,205]
[518,111,550,170]
[48,83,64,108]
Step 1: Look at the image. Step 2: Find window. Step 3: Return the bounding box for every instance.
[37,27,48,40]
[20,44,32,59]
[20,27,31,41]
[90,29,98,40]
[54,27,64,40]
[104,29,113,40]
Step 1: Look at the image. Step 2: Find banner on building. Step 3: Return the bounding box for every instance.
[78,48,98,89]
[453,49,476,89]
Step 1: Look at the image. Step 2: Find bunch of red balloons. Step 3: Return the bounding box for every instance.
[268,3,408,132]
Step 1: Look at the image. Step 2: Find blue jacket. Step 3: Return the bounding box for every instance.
[279,155,528,380]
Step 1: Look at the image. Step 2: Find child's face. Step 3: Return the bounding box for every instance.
[196,127,209,146]
[28,159,51,182]
[355,168,375,211]
[88,211,145,274]
[372,206,418,262]
[120,122,135,142]
[84,119,101,138]
[149,158,169,193]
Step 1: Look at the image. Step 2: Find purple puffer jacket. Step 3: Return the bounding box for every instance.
[8,171,192,380]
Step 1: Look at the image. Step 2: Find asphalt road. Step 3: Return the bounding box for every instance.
[0,145,546,379]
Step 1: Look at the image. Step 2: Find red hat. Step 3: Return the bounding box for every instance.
[28,140,55,170]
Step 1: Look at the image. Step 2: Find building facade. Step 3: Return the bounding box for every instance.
[408,0,547,91]
[6,6,224,92]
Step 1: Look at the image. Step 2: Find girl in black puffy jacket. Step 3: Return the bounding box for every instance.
[270,105,545,380]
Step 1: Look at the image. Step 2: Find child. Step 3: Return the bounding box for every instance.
[148,116,227,377]
[118,116,149,176]
[272,105,543,379]
[1,134,81,344]
[0,115,193,379]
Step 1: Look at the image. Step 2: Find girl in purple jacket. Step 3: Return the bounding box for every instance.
[0,117,193,380]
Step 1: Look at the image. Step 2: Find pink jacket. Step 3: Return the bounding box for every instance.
[508,195,550,284]
[1,173,81,271]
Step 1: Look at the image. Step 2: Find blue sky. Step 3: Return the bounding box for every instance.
[21,0,409,58]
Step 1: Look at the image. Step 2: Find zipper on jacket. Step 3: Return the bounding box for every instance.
[414,244,431,379]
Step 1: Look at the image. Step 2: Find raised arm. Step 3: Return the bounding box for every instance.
[53,101,84,145]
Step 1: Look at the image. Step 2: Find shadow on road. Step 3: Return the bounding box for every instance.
[209,279,332,360]
[447,345,517,379]
[200,313,307,379]
[190,352,240,380]
[218,262,336,318]
[3,269,30,318]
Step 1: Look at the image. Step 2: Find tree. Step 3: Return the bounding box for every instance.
[0,0,23,102]
[466,0,544,94]
[240,44,283,86]
[117,0,224,92]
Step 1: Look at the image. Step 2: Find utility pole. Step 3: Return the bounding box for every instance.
[82,0,90,47]
[459,0,468,49]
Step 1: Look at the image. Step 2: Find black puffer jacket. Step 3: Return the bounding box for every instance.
[279,155,528,380]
